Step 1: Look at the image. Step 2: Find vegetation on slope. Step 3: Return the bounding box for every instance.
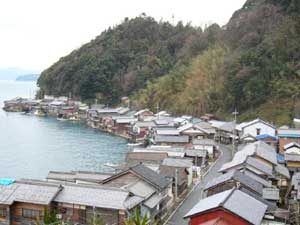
[38,0,300,125]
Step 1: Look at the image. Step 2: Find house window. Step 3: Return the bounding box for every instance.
[0,207,7,218]
[22,209,44,219]
[256,128,261,135]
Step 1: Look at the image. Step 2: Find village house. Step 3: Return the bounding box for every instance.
[240,133,257,144]
[204,169,264,197]
[0,180,62,225]
[277,128,300,154]
[184,188,268,225]
[284,142,300,154]
[237,118,277,139]
[184,149,208,167]
[213,121,236,144]
[101,164,173,222]
[159,158,193,197]
[192,139,217,158]
[53,184,136,225]
[285,153,300,172]
[130,121,156,141]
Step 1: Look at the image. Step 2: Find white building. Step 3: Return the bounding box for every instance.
[237,118,276,138]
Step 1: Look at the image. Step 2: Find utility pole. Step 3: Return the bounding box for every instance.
[232,108,239,159]
[175,168,178,201]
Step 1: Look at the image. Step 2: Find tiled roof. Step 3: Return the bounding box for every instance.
[162,158,193,168]
[131,164,171,190]
[54,184,130,210]
[184,189,268,225]
[204,170,263,195]
[154,135,189,143]
[0,180,61,205]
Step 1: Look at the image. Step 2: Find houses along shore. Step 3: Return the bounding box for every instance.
[3,95,300,224]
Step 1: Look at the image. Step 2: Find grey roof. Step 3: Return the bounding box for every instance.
[162,158,193,168]
[184,189,268,225]
[204,170,263,195]
[125,180,156,198]
[131,164,171,190]
[246,157,273,176]
[127,152,168,162]
[219,154,273,176]
[47,171,76,182]
[154,135,189,143]
[244,170,272,188]
[185,149,207,157]
[262,188,280,201]
[219,141,276,173]
[192,139,215,146]
[124,196,144,209]
[54,184,130,210]
[0,180,61,205]
[217,121,236,132]
[278,128,300,135]
[274,164,290,179]
[156,129,180,136]
[144,194,164,209]
[285,153,300,162]
[134,121,156,128]
[239,187,277,212]
[47,171,112,183]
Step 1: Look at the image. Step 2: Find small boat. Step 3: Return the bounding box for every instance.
[57,117,68,121]
[127,142,143,147]
[69,116,80,121]
[33,110,46,117]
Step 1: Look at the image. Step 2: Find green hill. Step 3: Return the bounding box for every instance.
[38,0,300,125]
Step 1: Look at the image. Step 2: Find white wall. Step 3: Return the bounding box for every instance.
[242,122,276,137]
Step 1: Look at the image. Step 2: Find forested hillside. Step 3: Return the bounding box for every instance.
[38,0,300,125]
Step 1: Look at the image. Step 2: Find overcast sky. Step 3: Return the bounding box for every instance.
[0,0,246,72]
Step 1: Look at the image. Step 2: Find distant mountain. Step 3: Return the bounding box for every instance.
[0,68,39,80]
[16,74,39,81]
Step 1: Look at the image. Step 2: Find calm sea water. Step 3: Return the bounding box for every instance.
[0,80,128,179]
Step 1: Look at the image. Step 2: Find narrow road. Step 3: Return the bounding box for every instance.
[165,144,232,225]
